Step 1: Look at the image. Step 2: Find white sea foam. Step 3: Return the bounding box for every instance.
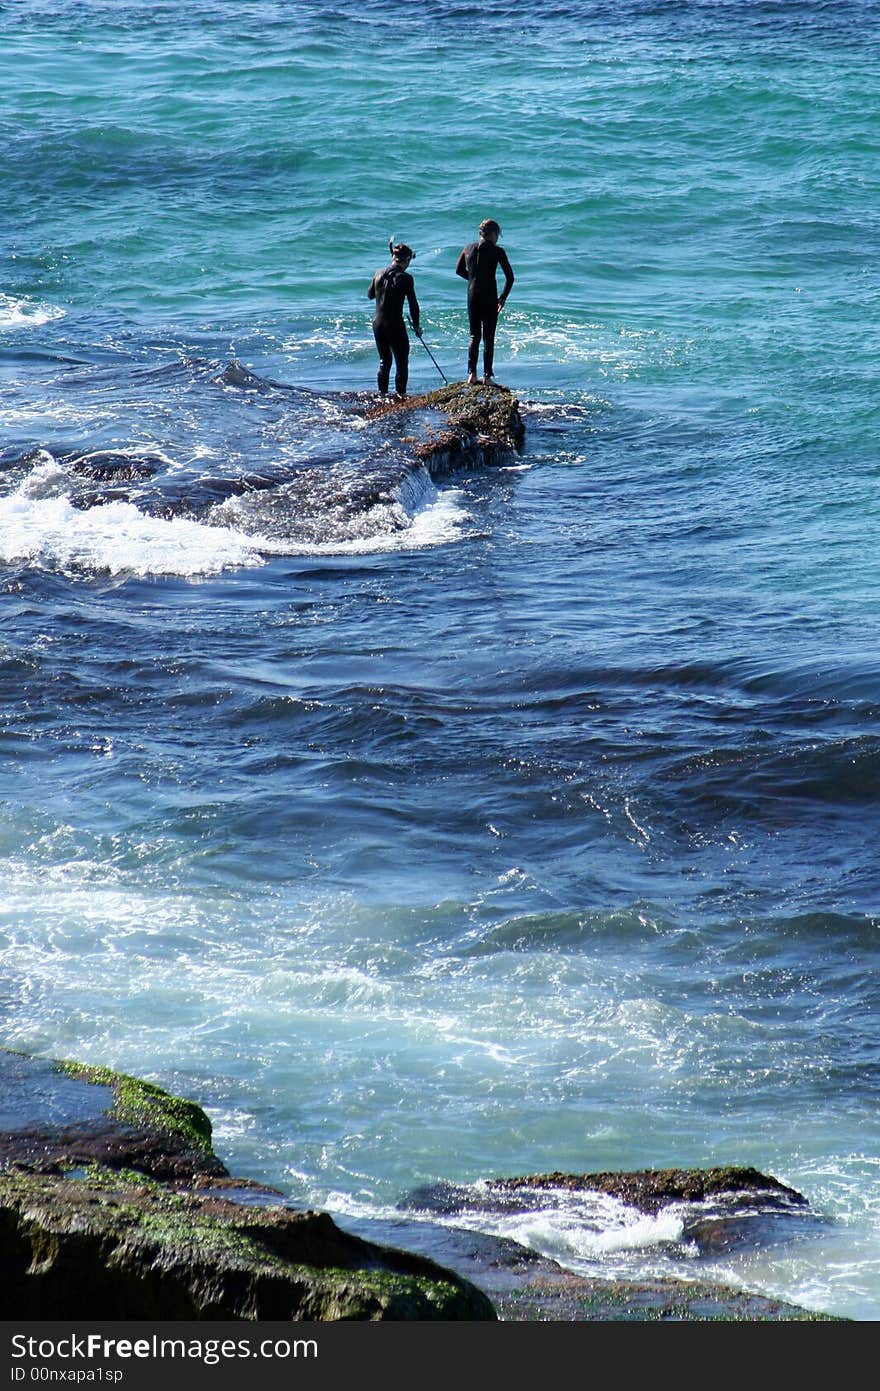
[2,448,470,576]
[217,473,472,556]
[484,1201,686,1265]
[281,325,362,357]
[0,292,66,330]
[17,456,63,495]
[0,402,114,432]
[523,399,604,416]
[0,466,266,578]
[325,1184,687,1276]
[506,320,680,377]
[390,1187,694,1287]
[291,488,471,554]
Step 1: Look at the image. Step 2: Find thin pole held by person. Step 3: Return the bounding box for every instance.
[455,218,515,386]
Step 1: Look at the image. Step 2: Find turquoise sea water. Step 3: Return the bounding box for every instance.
[2,0,880,1318]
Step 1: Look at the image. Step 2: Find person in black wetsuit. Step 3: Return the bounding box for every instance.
[455,218,515,385]
[367,243,422,396]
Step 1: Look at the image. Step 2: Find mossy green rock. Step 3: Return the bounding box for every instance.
[488,1272,844,1321]
[0,1052,225,1181]
[0,1052,842,1321]
[0,1170,495,1320]
[0,1052,494,1320]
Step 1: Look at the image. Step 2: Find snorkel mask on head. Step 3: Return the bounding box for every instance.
[389,239,415,261]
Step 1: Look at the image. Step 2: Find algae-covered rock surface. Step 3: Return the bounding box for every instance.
[0,1169,494,1320]
[0,1050,225,1182]
[0,1051,844,1321]
[0,1051,493,1320]
[485,1273,843,1322]
[365,380,525,477]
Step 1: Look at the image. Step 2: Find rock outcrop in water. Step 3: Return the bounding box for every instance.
[353,1216,840,1321]
[483,1165,809,1213]
[365,380,525,478]
[6,373,527,556]
[397,1165,843,1319]
[0,1049,844,1320]
[0,1054,226,1183]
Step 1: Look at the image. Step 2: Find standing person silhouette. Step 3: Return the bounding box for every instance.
[367,243,422,397]
[455,219,515,385]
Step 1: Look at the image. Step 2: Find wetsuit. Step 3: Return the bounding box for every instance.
[368,262,420,395]
[455,239,515,378]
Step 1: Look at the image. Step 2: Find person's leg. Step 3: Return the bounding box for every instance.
[373,324,392,393]
[481,302,499,379]
[467,296,482,380]
[391,326,410,395]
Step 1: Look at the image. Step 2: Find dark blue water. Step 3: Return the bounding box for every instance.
[2,0,879,1318]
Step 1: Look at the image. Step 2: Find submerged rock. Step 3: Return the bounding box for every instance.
[397,1164,836,1316]
[480,1165,818,1262]
[65,451,161,482]
[407,1165,809,1225]
[339,1211,846,1322]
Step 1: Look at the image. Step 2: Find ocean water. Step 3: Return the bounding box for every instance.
[2,0,880,1320]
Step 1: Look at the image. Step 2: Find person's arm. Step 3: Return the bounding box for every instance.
[406,276,421,335]
[455,247,469,281]
[368,273,377,300]
[497,249,515,308]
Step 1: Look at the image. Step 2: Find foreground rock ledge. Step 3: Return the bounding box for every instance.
[0,1051,493,1321]
[0,1170,494,1320]
[0,1051,845,1320]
